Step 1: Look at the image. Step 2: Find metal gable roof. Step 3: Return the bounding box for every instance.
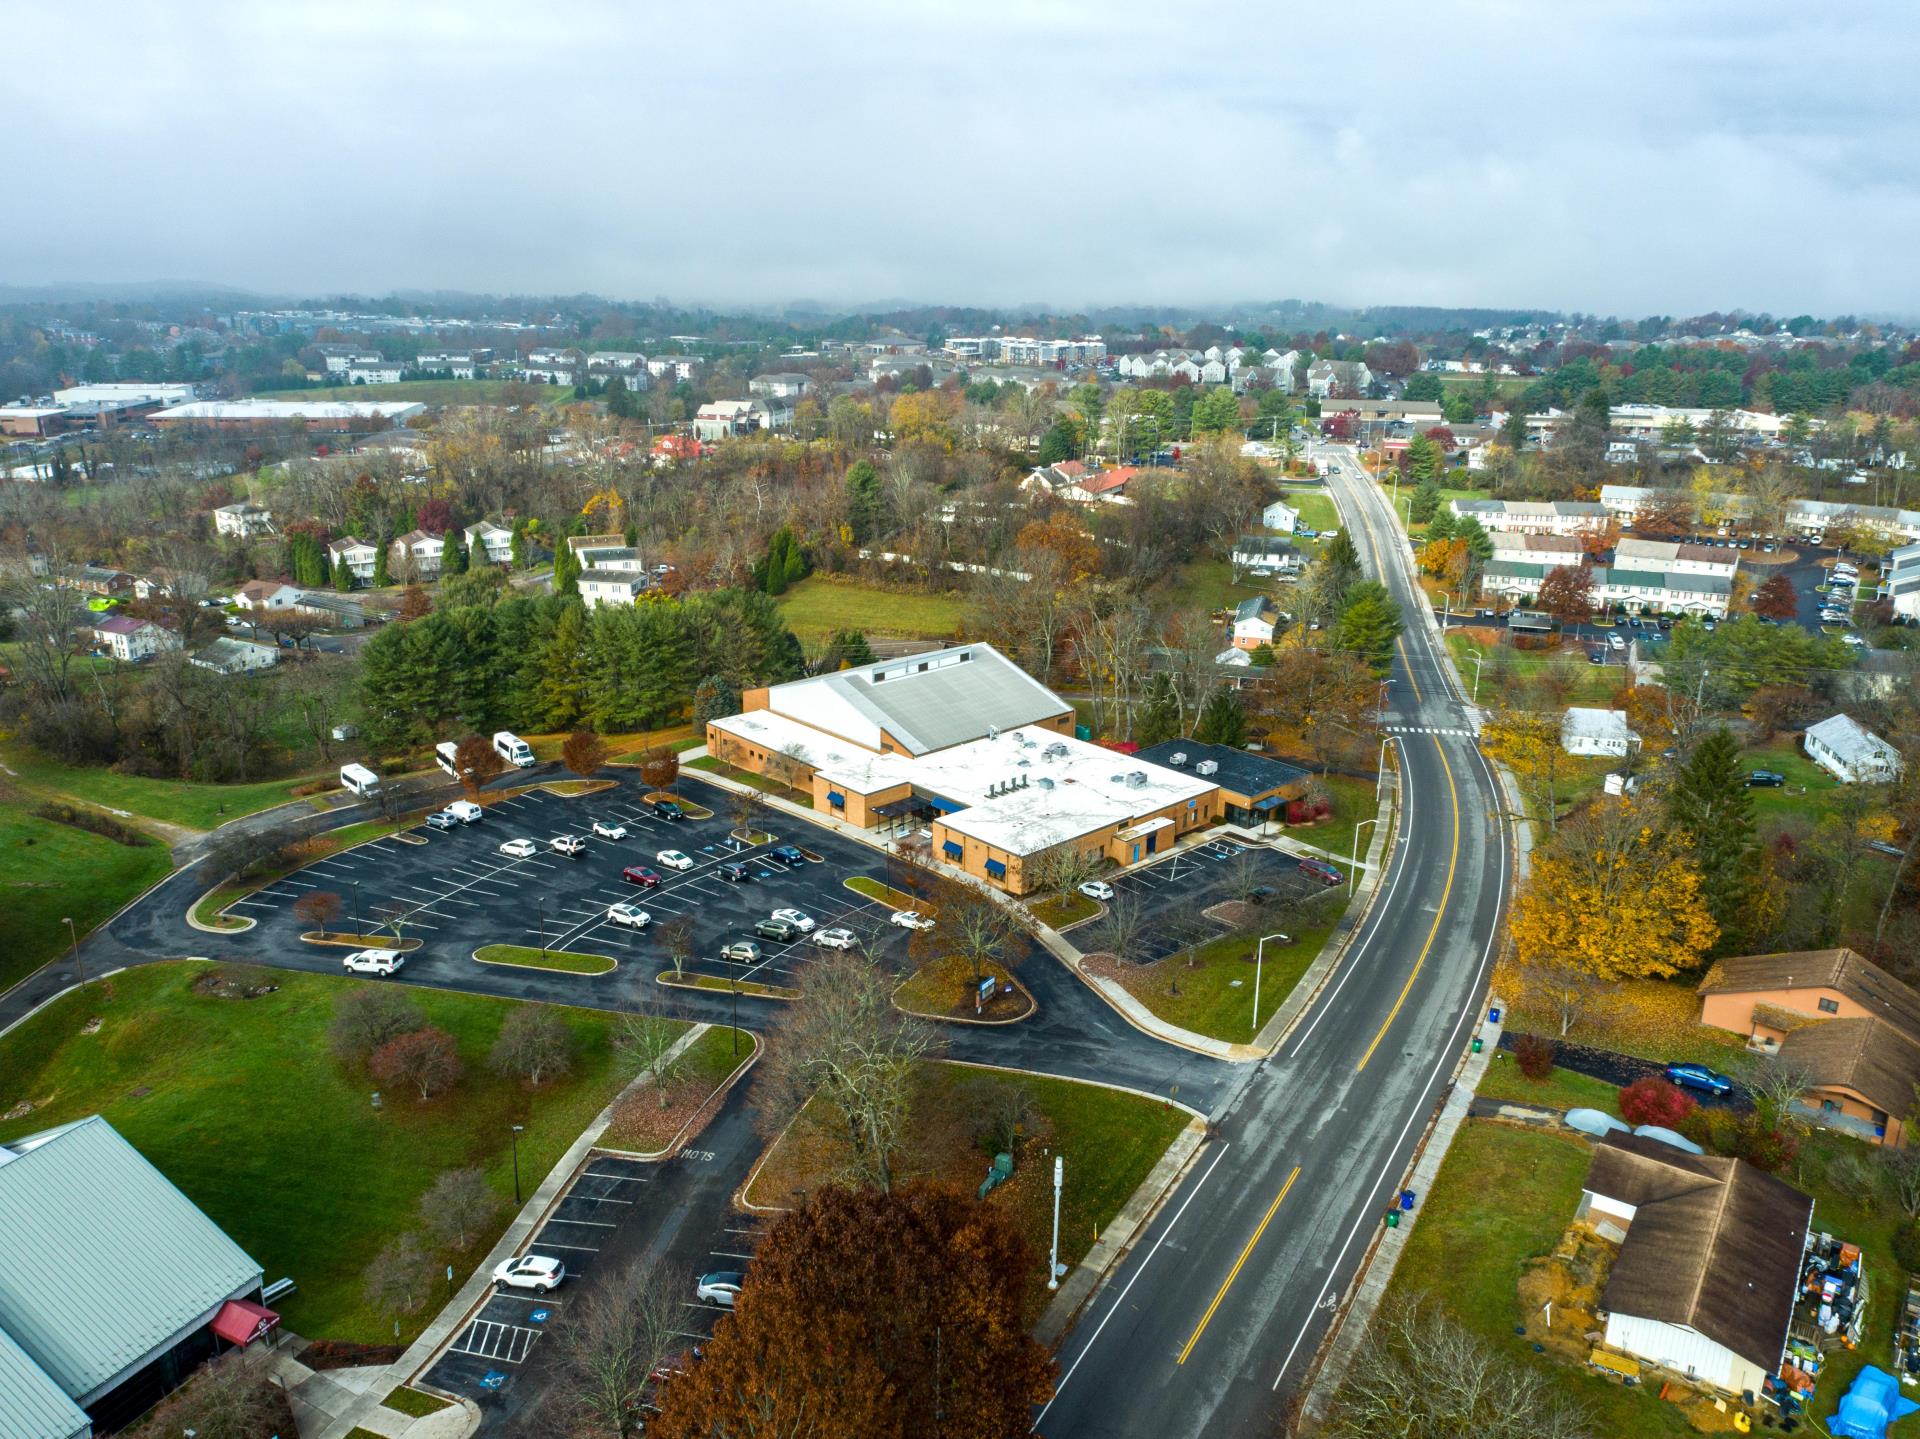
[0,1326,88,1439]
[0,1117,261,1404]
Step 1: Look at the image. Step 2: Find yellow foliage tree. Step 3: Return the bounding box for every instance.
[1418,537,1464,579]
[1510,799,1718,983]
[888,390,960,451]
[1479,706,1564,832]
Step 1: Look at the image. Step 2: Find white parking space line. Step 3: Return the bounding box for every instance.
[229,899,278,910]
[550,1216,619,1227]
[533,1241,601,1253]
[709,1251,756,1260]
[283,878,318,889]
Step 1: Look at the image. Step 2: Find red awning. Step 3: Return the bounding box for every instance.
[211,1298,281,1347]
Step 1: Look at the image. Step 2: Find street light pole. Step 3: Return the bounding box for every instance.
[63,915,82,984]
[352,880,363,937]
[1047,1155,1065,1290]
[510,1124,525,1205]
[1469,651,1486,702]
[1253,931,1290,1038]
[536,896,546,960]
[1439,590,1452,624]
[1348,818,1379,894]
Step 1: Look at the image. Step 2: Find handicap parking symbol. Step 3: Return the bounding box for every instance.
[529,1308,551,1324]
[480,1371,508,1390]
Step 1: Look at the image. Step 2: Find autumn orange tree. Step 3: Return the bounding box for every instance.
[1016,515,1101,582]
[561,728,608,780]
[1511,798,1718,983]
[453,734,503,798]
[649,1183,1055,1439]
[1479,706,1565,833]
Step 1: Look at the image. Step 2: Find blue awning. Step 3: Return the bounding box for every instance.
[984,859,1007,878]
[927,795,964,814]
[827,790,846,808]
[942,840,963,859]
[1251,794,1287,811]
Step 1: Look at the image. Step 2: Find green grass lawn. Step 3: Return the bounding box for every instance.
[1116,913,1340,1042]
[1,742,319,830]
[1312,772,1385,873]
[685,755,813,806]
[775,576,969,642]
[0,799,173,993]
[1386,1122,1694,1437]
[381,1387,452,1418]
[1443,632,1620,708]
[0,962,656,1344]
[1159,556,1258,614]
[845,875,926,911]
[474,944,617,975]
[1030,892,1099,929]
[1279,486,1341,535]
[1475,1053,1622,1111]
[255,380,572,407]
[1739,740,1845,825]
[660,971,799,999]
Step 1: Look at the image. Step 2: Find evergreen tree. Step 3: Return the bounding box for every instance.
[372,535,391,588]
[1137,672,1183,745]
[441,531,467,577]
[691,673,740,731]
[623,518,639,548]
[1425,507,1457,542]
[1667,727,1760,951]
[510,526,527,570]
[844,461,883,544]
[1404,434,1442,483]
[332,554,354,591]
[605,374,633,418]
[533,602,590,729]
[1334,580,1404,674]
[1408,477,1442,525]
[1194,685,1247,747]
[552,545,578,599]
[819,629,876,670]
[469,534,487,572]
[755,527,809,596]
[1036,419,1080,465]
[1190,387,1243,436]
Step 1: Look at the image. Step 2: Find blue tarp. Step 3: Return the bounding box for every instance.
[1832,1366,1920,1439]
[1632,1124,1704,1154]
[1564,1108,1631,1138]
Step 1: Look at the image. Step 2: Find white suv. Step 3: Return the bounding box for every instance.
[342,949,404,976]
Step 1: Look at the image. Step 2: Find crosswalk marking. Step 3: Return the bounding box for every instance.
[1384,726,1476,737]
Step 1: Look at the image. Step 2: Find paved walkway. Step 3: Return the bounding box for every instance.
[275,1349,478,1439]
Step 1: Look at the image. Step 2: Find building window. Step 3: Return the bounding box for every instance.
[827,791,845,809]
[984,858,1007,879]
[942,840,962,860]
[1822,1098,1841,1113]
[1818,997,1840,1014]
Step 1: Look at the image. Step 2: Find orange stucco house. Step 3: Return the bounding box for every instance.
[1696,948,1920,1146]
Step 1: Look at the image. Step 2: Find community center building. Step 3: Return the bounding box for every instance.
[705,643,1224,892]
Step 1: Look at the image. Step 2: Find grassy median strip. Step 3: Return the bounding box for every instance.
[894,956,1032,1022]
[474,944,617,975]
[659,971,800,1000]
[844,875,932,913]
[381,1387,452,1419]
[1029,892,1098,929]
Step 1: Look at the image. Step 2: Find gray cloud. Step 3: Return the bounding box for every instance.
[4,0,1917,315]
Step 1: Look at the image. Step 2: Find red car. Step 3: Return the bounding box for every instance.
[622,865,662,888]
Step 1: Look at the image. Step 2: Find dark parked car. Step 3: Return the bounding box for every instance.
[770,844,808,865]
[719,861,751,883]
[1747,770,1786,788]
[1665,1062,1733,1096]
[1298,858,1344,886]
[754,917,799,941]
[1245,884,1279,905]
[652,799,684,821]
[621,865,662,888]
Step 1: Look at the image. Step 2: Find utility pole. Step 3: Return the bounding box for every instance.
[1048,1155,1066,1291]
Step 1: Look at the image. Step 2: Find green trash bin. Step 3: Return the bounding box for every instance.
[1472,1037,1483,1054]
[1385,1210,1400,1229]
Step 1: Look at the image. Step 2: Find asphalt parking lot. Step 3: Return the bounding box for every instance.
[227,773,914,994]
[1089,839,1331,964]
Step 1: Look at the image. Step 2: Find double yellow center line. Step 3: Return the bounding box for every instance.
[1176,1165,1301,1364]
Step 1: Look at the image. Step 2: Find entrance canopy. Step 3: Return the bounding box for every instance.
[210,1298,280,1347]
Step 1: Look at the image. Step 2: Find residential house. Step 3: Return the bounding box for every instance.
[1021,461,1092,501]
[317,345,378,374]
[91,615,179,662]
[68,565,133,598]
[1231,596,1282,650]
[1586,565,1732,617]
[462,521,514,567]
[1077,466,1141,504]
[290,591,371,628]
[1615,537,1738,580]
[578,568,649,611]
[1488,533,1586,569]
[1305,358,1373,399]
[1262,499,1300,533]
[1885,542,1920,620]
[190,636,278,675]
[232,579,303,612]
[1697,947,1920,1145]
[326,536,379,584]
[388,528,445,579]
[1561,707,1637,756]
[346,358,404,385]
[1577,1132,1811,1396]
[645,355,702,382]
[749,372,811,399]
[1450,498,1611,536]
[1803,713,1903,784]
[568,539,647,574]
[1786,499,1920,546]
[585,351,650,388]
[1230,535,1301,578]
[211,502,273,537]
[692,400,767,441]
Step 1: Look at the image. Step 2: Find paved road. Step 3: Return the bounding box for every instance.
[1036,445,1510,1438]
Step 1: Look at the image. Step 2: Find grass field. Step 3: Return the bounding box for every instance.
[1279,486,1341,535]
[1159,556,1264,614]
[0,799,173,993]
[685,756,812,806]
[255,380,574,407]
[381,1388,452,1418]
[660,972,799,999]
[1111,914,1338,1042]
[474,944,617,975]
[1474,1053,1622,1111]
[747,1061,1189,1318]
[1444,631,1622,708]
[1,742,319,830]
[0,962,653,1344]
[774,576,969,642]
[1030,891,1099,929]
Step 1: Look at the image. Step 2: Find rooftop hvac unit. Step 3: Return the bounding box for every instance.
[1010,731,1023,742]
[1126,771,1149,788]
[1168,751,1188,766]
[1196,760,1219,776]
[1110,774,1126,784]
[1016,758,1030,767]
[1038,777,1055,791]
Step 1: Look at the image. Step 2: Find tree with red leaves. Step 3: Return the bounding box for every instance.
[649,1183,1055,1439]
[1618,1076,1697,1128]
[1537,563,1597,623]
[1750,573,1799,621]
[369,1026,463,1100]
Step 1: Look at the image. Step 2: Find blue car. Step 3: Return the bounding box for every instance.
[770,844,808,865]
[1665,1062,1733,1096]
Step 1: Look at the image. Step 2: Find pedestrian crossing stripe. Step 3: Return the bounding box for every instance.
[1385,726,1475,737]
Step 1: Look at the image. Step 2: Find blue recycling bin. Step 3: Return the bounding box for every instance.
[1488,1005,1502,1024]
[1400,1190,1416,1211]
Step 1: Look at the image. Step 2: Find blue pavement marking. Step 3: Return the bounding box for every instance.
[480,1371,507,1390]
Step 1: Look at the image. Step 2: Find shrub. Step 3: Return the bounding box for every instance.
[32,800,149,848]
[1514,1033,1556,1080]
[369,1026,463,1100]
[1618,1076,1698,1129]
[328,987,426,1066]
[1732,1115,1799,1174]
[1895,1219,1920,1274]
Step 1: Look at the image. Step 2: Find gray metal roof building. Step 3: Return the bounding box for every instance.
[0,1117,264,1434]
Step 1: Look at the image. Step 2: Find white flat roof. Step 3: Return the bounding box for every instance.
[51,383,196,405]
[154,400,425,422]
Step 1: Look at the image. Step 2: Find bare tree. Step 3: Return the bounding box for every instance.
[1026,844,1104,913]
[362,1231,438,1315]
[1740,1052,1818,1125]
[658,916,696,980]
[293,889,343,933]
[1095,893,1146,964]
[123,1346,287,1439]
[949,895,1024,981]
[756,950,942,1191]
[1880,1141,1920,1219]
[369,900,418,951]
[1330,1298,1594,1439]
[617,1013,685,1109]
[544,1261,685,1439]
[729,781,767,839]
[420,1167,503,1250]
[328,986,427,1066]
[490,1006,576,1087]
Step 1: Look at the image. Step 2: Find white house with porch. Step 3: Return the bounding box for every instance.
[1804,714,1903,784]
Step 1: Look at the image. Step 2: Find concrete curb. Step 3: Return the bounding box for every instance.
[1036,1116,1210,1346]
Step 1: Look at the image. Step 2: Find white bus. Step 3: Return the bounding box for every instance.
[493,731,534,768]
[339,763,383,798]
[435,741,464,778]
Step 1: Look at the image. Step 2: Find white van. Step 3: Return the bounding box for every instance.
[435,741,465,779]
[493,731,534,768]
[340,762,383,798]
[444,799,483,824]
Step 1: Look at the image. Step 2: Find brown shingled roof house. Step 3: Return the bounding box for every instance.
[1580,1133,1812,1396]
[1696,948,1920,1145]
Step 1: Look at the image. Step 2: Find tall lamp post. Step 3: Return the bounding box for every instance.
[1467,650,1486,702]
[1252,931,1290,1039]
[1348,818,1378,894]
[63,915,82,983]
[510,1124,525,1205]
[1047,1155,1066,1290]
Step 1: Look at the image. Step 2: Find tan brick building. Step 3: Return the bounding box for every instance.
[706,643,1223,894]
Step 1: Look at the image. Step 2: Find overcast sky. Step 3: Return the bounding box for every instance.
[6,1,1917,317]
